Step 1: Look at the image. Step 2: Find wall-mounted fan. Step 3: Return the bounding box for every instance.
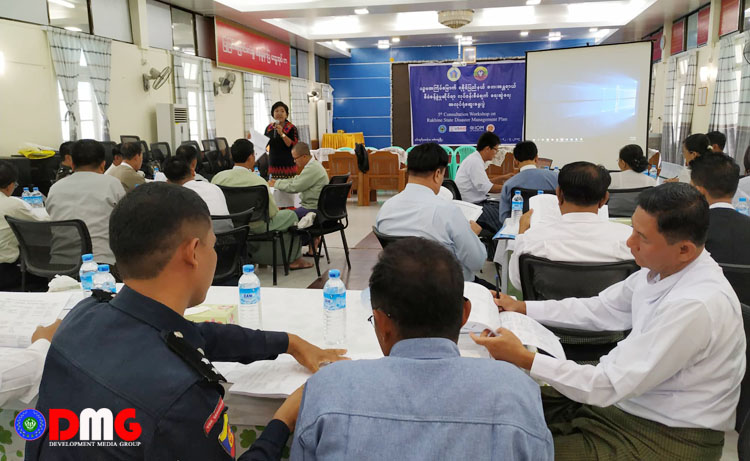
[307,90,320,103]
[142,67,172,91]
[743,41,750,65]
[214,72,236,95]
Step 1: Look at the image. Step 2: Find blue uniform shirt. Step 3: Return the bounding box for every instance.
[499,165,559,222]
[26,286,290,460]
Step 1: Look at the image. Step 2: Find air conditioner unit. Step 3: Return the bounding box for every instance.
[156,103,189,152]
[316,99,332,141]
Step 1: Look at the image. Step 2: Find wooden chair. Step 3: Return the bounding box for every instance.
[538,157,553,169]
[358,151,407,206]
[327,151,360,196]
[487,152,518,184]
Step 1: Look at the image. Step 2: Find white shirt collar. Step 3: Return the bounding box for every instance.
[232,166,249,171]
[560,211,601,222]
[121,162,134,171]
[709,202,735,210]
[520,164,537,172]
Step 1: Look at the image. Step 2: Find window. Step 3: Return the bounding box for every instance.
[58,52,102,141]
[315,55,329,83]
[171,7,196,55]
[47,0,90,33]
[182,59,205,142]
[250,74,269,132]
[291,49,298,78]
[673,56,690,130]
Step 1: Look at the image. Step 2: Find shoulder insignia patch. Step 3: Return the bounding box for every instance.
[217,412,235,457]
[204,396,225,436]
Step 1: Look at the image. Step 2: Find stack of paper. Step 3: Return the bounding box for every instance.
[0,292,71,348]
[451,200,483,222]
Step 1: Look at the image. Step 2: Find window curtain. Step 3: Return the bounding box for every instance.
[172,53,187,106]
[47,28,81,141]
[201,59,216,139]
[262,76,274,125]
[735,33,750,162]
[660,58,678,163]
[649,64,656,132]
[710,36,740,158]
[290,77,311,145]
[242,73,254,136]
[674,53,698,164]
[80,35,112,141]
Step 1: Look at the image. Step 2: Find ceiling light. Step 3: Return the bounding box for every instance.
[520,31,529,37]
[461,36,473,45]
[455,34,463,40]
[49,0,75,8]
[548,31,561,36]
[391,37,400,43]
[377,39,390,49]
[438,9,474,29]
[589,27,599,33]
[354,8,369,15]
[64,26,83,32]
[526,0,541,5]
[548,36,561,41]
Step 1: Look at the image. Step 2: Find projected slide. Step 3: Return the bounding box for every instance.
[525,42,651,169]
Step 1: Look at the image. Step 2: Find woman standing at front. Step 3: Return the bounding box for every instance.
[265,101,299,179]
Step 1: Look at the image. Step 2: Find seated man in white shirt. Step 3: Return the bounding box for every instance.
[454,131,513,233]
[162,157,233,234]
[476,183,745,460]
[0,320,60,406]
[376,143,490,288]
[509,161,633,289]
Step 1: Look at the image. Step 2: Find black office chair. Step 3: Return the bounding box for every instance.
[210,208,255,230]
[518,254,640,363]
[101,141,117,170]
[442,179,461,200]
[202,139,218,152]
[218,185,289,285]
[372,226,408,249]
[291,183,353,277]
[607,186,652,218]
[6,217,92,291]
[212,226,250,286]
[206,149,230,173]
[511,187,556,213]
[120,135,140,144]
[6,157,32,196]
[720,263,750,306]
[181,141,210,178]
[215,137,233,168]
[329,174,351,185]
[150,142,171,165]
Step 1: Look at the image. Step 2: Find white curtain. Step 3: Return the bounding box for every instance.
[290,77,311,145]
[735,33,750,162]
[660,58,678,163]
[710,36,740,158]
[172,53,187,106]
[648,64,656,132]
[243,73,254,136]
[674,53,698,164]
[262,76,274,126]
[80,35,112,141]
[201,59,216,139]
[47,29,81,141]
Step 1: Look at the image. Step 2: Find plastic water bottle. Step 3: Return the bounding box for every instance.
[511,190,524,223]
[323,269,346,346]
[79,253,98,297]
[543,166,550,170]
[21,187,31,205]
[554,167,559,174]
[31,187,43,208]
[649,165,658,179]
[254,166,260,175]
[738,197,750,216]
[154,166,160,174]
[238,264,262,329]
[93,264,116,293]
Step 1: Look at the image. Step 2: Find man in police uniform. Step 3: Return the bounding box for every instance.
[26,182,346,460]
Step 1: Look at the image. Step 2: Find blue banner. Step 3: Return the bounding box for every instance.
[409,61,525,146]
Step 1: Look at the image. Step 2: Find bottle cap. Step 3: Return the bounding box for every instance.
[514,190,521,195]
[537,190,544,194]
[98,264,110,272]
[329,269,341,278]
[243,264,255,273]
[23,187,29,191]
[33,187,39,191]
[82,253,93,262]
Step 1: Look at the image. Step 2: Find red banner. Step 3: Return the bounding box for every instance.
[215,17,290,79]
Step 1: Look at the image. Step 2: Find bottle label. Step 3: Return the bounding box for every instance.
[239,287,260,305]
[81,273,94,290]
[324,292,346,311]
[511,201,523,212]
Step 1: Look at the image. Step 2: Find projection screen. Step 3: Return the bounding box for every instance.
[524,41,652,169]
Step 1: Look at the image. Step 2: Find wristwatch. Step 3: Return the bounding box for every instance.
[281,133,286,139]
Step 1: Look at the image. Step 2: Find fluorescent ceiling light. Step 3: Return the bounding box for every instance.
[49,0,75,8]
[526,0,541,4]
[394,11,438,31]
[461,36,473,45]
[216,0,315,11]
[455,34,463,39]
[377,39,390,49]
[480,6,536,26]
[520,31,529,37]
[548,36,561,41]
[64,26,83,32]
[548,31,561,37]
[354,8,369,15]
[589,27,599,32]
[391,37,400,43]
[312,15,362,35]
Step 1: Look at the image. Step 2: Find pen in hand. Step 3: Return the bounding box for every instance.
[494,274,501,298]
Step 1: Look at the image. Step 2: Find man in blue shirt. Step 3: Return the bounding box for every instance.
[292,237,554,460]
[499,141,559,222]
[375,143,487,284]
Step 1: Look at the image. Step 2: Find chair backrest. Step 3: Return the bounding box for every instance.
[101,141,117,169]
[329,174,351,185]
[519,254,640,301]
[454,145,476,164]
[6,157,32,196]
[150,142,171,164]
[120,135,140,144]
[328,151,359,177]
[217,185,270,227]
[368,151,402,190]
[210,207,255,229]
[6,216,92,279]
[511,187,556,213]
[720,263,750,306]
[441,179,461,200]
[213,226,250,284]
[317,183,352,222]
[648,151,660,168]
[607,186,652,218]
[206,150,229,173]
[372,226,408,249]
[202,139,218,152]
[215,137,229,155]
